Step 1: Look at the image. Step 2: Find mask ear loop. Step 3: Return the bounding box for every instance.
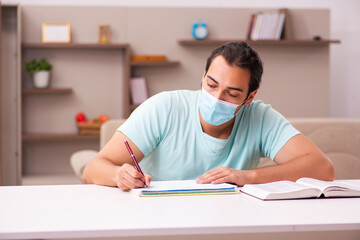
[235,92,251,117]
[241,91,251,106]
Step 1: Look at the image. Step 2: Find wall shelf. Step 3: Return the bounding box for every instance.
[22,42,131,117]
[22,43,130,49]
[131,61,180,67]
[178,39,341,46]
[22,88,73,95]
[22,133,99,141]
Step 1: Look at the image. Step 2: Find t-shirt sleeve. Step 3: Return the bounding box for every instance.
[117,92,172,156]
[260,106,300,160]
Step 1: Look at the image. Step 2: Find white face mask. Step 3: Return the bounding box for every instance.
[198,88,246,126]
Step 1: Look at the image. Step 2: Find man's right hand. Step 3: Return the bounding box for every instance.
[115,163,152,190]
[82,131,149,189]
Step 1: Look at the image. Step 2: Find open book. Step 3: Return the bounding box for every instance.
[131,180,238,197]
[241,178,360,200]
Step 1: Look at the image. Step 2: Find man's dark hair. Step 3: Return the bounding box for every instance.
[205,42,263,96]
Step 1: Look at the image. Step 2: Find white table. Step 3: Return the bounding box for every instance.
[1,181,360,240]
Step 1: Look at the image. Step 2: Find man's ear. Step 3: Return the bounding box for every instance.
[244,90,258,105]
[202,71,207,79]
[201,71,207,87]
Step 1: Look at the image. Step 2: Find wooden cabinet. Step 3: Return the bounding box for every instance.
[19,43,179,184]
[20,43,130,184]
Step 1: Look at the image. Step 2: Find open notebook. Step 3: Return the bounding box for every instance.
[131,180,239,197]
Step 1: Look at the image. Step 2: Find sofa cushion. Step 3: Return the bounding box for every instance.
[258,118,360,179]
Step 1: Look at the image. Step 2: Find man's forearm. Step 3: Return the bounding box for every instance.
[82,157,119,187]
[247,153,335,185]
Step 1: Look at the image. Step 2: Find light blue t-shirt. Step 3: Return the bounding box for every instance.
[118,90,300,181]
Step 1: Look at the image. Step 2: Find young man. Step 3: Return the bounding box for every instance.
[83,42,334,190]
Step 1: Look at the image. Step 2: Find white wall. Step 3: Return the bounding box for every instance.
[3,0,360,118]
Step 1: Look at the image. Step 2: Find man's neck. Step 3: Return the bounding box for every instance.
[199,109,235,139]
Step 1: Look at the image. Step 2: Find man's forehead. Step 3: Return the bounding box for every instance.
[206,57,250,86]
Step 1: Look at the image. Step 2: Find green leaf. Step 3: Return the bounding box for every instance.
[25,58,52,73]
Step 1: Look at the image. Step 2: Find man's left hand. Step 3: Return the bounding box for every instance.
[196,166,252,186]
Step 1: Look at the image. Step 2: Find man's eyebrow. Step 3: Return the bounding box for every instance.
[207,75,244,92]
[207,75,218,84]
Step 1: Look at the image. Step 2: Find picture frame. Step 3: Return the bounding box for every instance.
[42,23,71,44]
[99,25,111,44]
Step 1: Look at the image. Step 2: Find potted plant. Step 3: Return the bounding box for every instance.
[25,59,52,88]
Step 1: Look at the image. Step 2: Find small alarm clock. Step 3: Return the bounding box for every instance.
[192,22,208,40]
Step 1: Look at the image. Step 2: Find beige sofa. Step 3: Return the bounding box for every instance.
[71,118,360,180]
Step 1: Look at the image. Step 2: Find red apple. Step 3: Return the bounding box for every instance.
[75,112,87,123]
[98,114,109,123]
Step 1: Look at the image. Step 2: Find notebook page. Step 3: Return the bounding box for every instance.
[241,181,320,200]
[296,178,360,192]
[244,181,309,193]
[133,180,236,193]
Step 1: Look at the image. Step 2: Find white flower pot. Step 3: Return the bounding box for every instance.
[33,71,51,88]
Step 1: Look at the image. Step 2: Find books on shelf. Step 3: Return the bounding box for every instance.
[241,178,360,200]
[247,9,287,41]
[131,55,167,62]
[131,180,238,197]
[130,77,149,105]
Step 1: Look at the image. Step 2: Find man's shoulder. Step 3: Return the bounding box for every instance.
[150,90,199,106]
[246,100,272,114]
[137,90,199,117]
[244,100,286,124]
[161,89,199,99]
[151,89,198,99]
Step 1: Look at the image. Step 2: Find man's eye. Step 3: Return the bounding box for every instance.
[207,83,216,88]
[228,92,238,98]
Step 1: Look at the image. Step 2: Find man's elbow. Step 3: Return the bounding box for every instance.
[82,173,88,184]
[82,164,91,184]
[321,157,335,181]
